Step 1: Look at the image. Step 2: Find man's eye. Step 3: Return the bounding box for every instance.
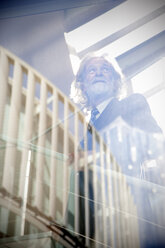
[88,69,95,74]
[102,67,109,73]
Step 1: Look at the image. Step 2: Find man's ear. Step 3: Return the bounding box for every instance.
[79,81,87,92]
[77,74,84,84]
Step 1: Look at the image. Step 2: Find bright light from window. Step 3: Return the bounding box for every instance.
[132,59,164,94]
[69,54,81,75]
[132,58,165,135]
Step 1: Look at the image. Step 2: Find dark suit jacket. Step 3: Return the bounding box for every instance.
[80,93,163,177]
[94,93,161,133]
[82,93,161,146]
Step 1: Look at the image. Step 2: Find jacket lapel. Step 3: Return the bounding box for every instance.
[94,98,120,131]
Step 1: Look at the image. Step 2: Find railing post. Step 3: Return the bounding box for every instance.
[74,110,79,234]
[49,88,58,219]
[20,148,32,236]
[63,99,69,222]
[3,61,22,194]
[19,70,35,198]
[35,80,47,211]
[92,129,99,247]
[0,48,9,135]
[83,120,90,246]
[100,138,107,245]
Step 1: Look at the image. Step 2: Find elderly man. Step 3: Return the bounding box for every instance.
[70,53,162,173]
[69,53,165,247]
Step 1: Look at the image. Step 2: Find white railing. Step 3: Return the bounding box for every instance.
[0,46,140,247]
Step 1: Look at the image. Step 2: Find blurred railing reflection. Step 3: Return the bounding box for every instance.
[66,121,165,247]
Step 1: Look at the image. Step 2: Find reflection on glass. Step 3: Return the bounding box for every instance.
[148,90,165,136]
[1,45,165,248]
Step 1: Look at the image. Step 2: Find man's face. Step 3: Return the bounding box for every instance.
[83,57,115,105]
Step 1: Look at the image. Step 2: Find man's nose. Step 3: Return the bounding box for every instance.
[95,68,102,76]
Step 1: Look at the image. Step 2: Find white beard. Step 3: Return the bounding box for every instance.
[90,82,109,95]
[87,82,114,106]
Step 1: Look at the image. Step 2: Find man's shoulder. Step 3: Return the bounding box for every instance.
[121,93,146,103]
[120,93,149,110]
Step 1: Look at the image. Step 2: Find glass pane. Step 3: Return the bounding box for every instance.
[132,58,165,94]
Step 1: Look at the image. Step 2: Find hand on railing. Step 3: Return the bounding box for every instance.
[68,152,75,164]
[68,150,84,165]
[67,150,85,167]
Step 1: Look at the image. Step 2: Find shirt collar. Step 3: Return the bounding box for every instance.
[86,97,113,122]
[97,98,113,114]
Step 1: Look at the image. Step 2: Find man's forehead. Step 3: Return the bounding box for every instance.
[85,57,111,69]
